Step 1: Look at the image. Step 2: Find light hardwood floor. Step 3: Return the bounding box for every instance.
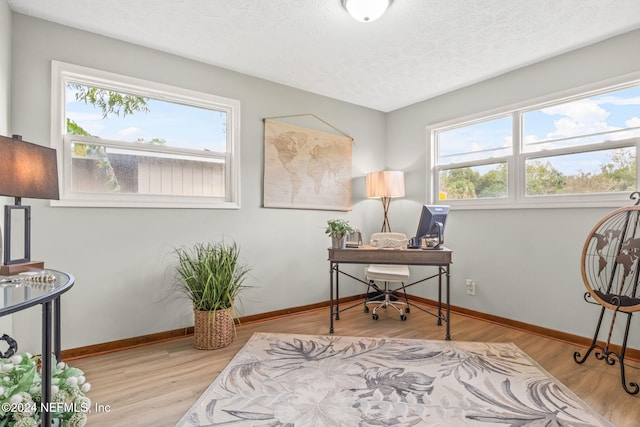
[70,304,640,426]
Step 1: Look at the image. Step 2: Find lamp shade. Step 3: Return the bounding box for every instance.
[0,135,60,200]
[342,0,392,22]
[366,171,405,198]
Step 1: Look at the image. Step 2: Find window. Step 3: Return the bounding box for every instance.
[51,61,241,208]
[431,78,640,208]
[436,116,512,201]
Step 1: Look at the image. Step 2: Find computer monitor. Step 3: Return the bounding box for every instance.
[412,205,449,248]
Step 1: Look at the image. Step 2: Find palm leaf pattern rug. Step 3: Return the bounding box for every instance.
[177,332,612,426]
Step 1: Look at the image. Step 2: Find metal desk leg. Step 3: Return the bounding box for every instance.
[329,261,335,333]
[54,296,61,361]
[445,265,451,340]
[437,266,443,326]
[335,263,340,320]
[41,301,53,427]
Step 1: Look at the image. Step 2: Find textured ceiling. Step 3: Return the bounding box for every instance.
[8,0,640,112]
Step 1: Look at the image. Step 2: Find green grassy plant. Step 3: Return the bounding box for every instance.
[175,241,250,312]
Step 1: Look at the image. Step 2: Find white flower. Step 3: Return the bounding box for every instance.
[51,385,59,395]
[66,376,78,386]
[56,362,67,370]
[9,394,23,404]
[68,412,88,427]
[16,393,35,416]
[1,363,14,373]
[13,417,37,427]
[77,375,86,385]
[52,390,69,404]
[9,355,22,365]
[3,376,9,382]
[74,395,91,412]
[81,383,91,393]
[0,386,4,395]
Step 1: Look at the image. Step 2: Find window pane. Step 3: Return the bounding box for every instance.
[437,116,512,165]
[71,141,225,197]
[525,147,636,196]
[523,85,640,152]
[66,83,228,152]
[54,61,241,208]
[439,163,507,200]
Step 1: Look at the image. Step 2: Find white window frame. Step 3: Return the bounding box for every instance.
[50,61,241,209]
[428,72,640,209]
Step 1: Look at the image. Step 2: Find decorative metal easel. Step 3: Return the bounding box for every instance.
[574,191,640,395]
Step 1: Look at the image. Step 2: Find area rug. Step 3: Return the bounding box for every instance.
[176,332,612,426]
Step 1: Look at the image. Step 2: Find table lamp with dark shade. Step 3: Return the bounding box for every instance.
[0,134,60,275]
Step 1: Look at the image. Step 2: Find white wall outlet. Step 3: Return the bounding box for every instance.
[466,279,476,296]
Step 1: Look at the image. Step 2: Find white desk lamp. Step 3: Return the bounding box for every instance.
[366,170,404,232]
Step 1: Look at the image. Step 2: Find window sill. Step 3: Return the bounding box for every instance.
[51,197,240,210]
[437,193,636,210]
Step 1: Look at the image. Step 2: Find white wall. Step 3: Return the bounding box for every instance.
[0,0,12,338]
[0,0,8,134]
[387,28,640,350]
[9,13,387,352]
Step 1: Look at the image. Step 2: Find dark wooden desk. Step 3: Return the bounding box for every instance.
[328,246,453,339]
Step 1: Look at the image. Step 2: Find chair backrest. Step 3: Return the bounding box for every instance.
[370,232,408,249]
[366,232,411,280]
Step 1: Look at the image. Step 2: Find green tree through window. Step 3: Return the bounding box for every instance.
[433,81,640,205]
[440,149,635,199]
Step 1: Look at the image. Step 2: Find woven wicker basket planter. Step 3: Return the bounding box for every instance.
[193,307,234,350]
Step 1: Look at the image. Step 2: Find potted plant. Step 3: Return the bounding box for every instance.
[174,241,250,350]
[325,219,354,248]
[0,353,91,427]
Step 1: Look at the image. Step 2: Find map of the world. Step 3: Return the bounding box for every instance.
[263,119,352,211]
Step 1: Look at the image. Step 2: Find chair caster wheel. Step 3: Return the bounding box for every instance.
[372,314,379,320]
[405,307,410,313]
[400,315,407,321]
[364,306,369,313]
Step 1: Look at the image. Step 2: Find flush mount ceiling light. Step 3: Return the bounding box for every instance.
[342,0,392,22]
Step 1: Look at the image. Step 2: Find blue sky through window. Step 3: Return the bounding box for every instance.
[524,86,640,144]
[438,85,640,175]
[65,84,228,153]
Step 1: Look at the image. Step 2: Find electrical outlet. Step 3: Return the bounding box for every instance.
[466,279,476,296]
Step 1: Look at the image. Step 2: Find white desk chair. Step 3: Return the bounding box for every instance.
[364,232,410,321]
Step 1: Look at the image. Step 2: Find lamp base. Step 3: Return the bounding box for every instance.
[0,261,45,276]
[380,196,392,232]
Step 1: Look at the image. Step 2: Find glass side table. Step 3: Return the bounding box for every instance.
[0,269,74,427]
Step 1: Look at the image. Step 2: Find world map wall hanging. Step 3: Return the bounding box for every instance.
[263,118,353,211]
